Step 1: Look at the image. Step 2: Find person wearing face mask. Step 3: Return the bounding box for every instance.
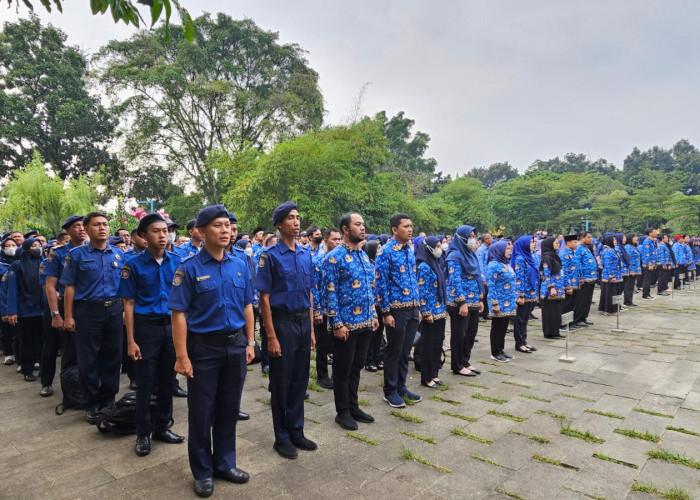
[511,235,538,353]
[306,225,323,258]
[415,236,447,388]
[6,238,45,381]
[166,221,188,259]
[539,237,566,339]
[0,238,19,366]
[445,225,484,377]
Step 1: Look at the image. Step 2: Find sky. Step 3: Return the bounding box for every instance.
[4,0,700,177]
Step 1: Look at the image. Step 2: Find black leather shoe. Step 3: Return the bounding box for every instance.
[238,411,250,421]
[214,467,249,484]
[174,386,188,398]
[304,392,309,400]
[194,478,213,498]
[40,385,53,397]
[335,412,358,430]
[85,409,101,425]
[261,365,269,375]
[152,429,185,444]
[350,407,375,423]
[23,374,36,382]
[291,434,317,451]
[573,322,588,328]
[273,440,298,459]
[318,376,334,389]
[551,334,566,339]
[135,435,151,456]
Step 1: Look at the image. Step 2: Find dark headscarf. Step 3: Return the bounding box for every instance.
[415,236,446,302]
[666,238,677,266]
[487,240,510,265]
[511,235,538,288]
[364,240,380,262]
[17,238,42,311]
[625,233,637,247]
[539,237,562,275]
[614,233,630,265]
[446,225,484,294]
[235,238,250,250]
[602,235,616,249]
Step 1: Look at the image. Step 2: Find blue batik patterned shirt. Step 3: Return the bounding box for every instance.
[375,238,420,314]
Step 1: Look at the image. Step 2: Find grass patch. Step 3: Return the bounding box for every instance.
[389,409,424,423]
[518,393,551,403]
[436,384,450,391]
[429,395,461,405]
[536,409,568,420]
[613,428,661,443]
[401,430,437,444]
[254,397,270,405]
[246,366,253,372]
[562,393,596,402]
[308,367,318,380]
[401,446,451,473]
[307,380,324,392]
[304,398,321,406]
[441,410,477,422]
[531,453,580,471]
[502,381,531,388]
[346,432,378,446]
[304,417,321,425]
[358,384,367,392]
[471,454,501,467]
[646,449,700,470]
[488,410,527,422]
[630,482,692,500]
[357,399,371,407]
[401,394,416,406]
[526,369,553,376]
[495,489,527,500]
[487,369,513,376]
[592,452,639,469]
[452,428,493,444]
[584,409,624,420]
[472,393,507,404]
[477,359,500,366]
[632,407,674,419]
[460,381,489,389]
[560,426,605,444]
[509,430,550,444]
[666,426,700,438]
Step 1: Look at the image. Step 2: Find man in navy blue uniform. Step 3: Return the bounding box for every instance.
[60,212,124,424]
[253,201,317,460]
[118,213,185,457]
[168,205,256,498]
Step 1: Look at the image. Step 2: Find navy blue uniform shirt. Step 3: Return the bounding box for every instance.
[167,248,253,334]
[42,242,80,296]
[253,240,313,314]
[59,243,124,301]
[118,249,182,317]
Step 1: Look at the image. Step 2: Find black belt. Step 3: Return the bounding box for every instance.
[272,309,309,322]
[189,330,242,346]
[135,314,171,325]
[76,299,119,307]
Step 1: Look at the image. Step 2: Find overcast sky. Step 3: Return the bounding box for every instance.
[5,0,700,177]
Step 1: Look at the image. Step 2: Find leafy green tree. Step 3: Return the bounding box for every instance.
[466,162,519,189]
[419,176,489,234]
[98,13,324,203]
[0,152,97,234]
[529,153,617,176]
[0,17,119,179]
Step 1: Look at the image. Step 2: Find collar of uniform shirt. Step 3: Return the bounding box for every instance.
[390,238,407,250]
[199,247,230,263]
[341,241,361,252]
[275,239,299,254]
[88,242,114,253]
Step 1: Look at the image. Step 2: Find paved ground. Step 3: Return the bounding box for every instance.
[1,287,699,500]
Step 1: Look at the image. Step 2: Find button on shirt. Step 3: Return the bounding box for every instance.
[60,244,124,301]
[167,249,253,334]
[118,250,182,317]
[253,240,312,314]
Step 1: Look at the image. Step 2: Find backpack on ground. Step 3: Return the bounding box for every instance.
[97,391,174,435]
[55,365,88,415]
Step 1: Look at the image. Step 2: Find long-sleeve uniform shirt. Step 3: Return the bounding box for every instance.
[575,245,598,283]
[640,238,658,267]
[560,247,580,290]
[446,260,482,308]
[417,262,447,320]
[486,261,517,317]
[513,255,538,302]
[539,263,565,300]
[600,248,623,282]
[375,238,420,314]
[624,245,642,275]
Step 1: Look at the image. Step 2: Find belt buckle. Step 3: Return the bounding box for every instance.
[225,333,238,345]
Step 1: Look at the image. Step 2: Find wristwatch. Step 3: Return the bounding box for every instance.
[247,341,256,347]
[50,311,60,317]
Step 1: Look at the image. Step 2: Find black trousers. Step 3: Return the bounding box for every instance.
[18,315,42,376]
[642,267,653,297]
[365,306,385,367]
[255,308,269,368]
[0,321,15,356]
[448,307,479,371]
[541,299,562,338]
[40,308,61,386]
[121,325,135,382]
[657,268,670,293]
[315,316,332,380]
[561,289,578,326]
[636,272,643,289]
[332,327,372,415]
[419,318,445,385]
[490,316,510,355]
[574,282,595,323]
[513,302,533,348]
[480,284,489,318]
[623,275,636,305]
[383,308,419,397]
[598,281,617,313]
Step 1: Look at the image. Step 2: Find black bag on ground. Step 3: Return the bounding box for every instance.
[55,365,88,415]
[97,391,174,435]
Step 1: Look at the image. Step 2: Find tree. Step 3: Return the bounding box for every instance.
[7,0,195,42]
[466,162,519,189]
[420,176,489,234]
[98,13,324,203]
[528,153,617,176]
[0,16,119,179]
[0,152,97,234]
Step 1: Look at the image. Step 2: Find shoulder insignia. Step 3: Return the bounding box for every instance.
[175,269,185,276]
[121,268,130,279]
[173,275,182,286]
[376,247,383,256]
[258,257,266,267]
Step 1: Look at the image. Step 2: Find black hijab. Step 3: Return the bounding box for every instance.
[614,233,630,265]
[539,237,562,275]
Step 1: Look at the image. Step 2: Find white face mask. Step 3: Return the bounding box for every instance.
[244,247,253,257]
[167,232,177,245]
[441,242,449,252]
[467,237,478,249]
[429,247,443,259]
[3,247,16,257]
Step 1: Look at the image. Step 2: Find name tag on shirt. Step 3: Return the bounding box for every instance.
[196,275,211,282]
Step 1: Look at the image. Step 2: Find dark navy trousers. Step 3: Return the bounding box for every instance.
[74,301,123,411]
[269,317,311,443]
[186,340,246,480]
[134,320,176,437]
[383,307,419,397]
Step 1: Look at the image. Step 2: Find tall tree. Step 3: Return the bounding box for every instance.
[0,16,119,179]
[98,13,324,203]
[466,161,519,189]
[528,153,617,176]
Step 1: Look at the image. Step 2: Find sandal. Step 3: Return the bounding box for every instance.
[466,366,481,375]
[365,365,378,372]
[525,345,537,352]
[516,346,532,353]
[377,362,384,370]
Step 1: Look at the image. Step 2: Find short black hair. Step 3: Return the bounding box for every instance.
[56,231,68,240]
[130,228,139,237]
[645,228,655,235]
[390,213,410,230]
[338,212,357,234]
[323,227,340,239]
[265,234,278,246]
[239,232,249,239]
[262,230,273,238]
[115,228,129,236]
[83,212,108,226]
[186,219,196,231]
[578,230,590,239]
[306,225,320,236]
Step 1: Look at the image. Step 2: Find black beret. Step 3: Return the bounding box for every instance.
[195,204,229,228]
[108,235,124,246]
[272,201,297,226]
[61,215,84,230]
[228,211,238,223]
[136,213,167,235]
[166,221,180,230]
[23,230,38,238]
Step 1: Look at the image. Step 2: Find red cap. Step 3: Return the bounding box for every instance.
[674,234,683,241]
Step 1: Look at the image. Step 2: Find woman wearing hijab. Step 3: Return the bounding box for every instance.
[615,233,630,302]
[446,225,484,376]
[539,237,565,339]
[0,238,20,366]
[624,234,640,307]
[511,235,538,353]
[416,236,447,388]
[486,240,517,362]
[636,235,647,290]
[363,239,385,372]
[656,234,674,295]
[5,238,44,381]
[598,235,622,314]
